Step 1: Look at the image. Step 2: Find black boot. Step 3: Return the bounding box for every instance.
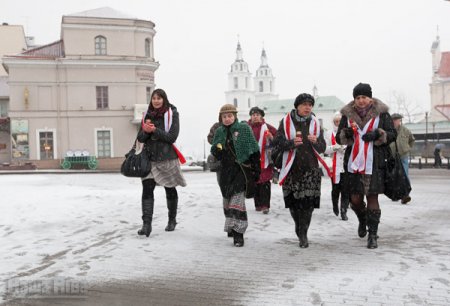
[298,207,313,248]
[351,203,367,238]
[367,209,381,249]
[137,198,154,237]
[165,198,178,231]
[331,187,340,216]
[340,194,349,221]
[289,208,300,238]
[232,230,244,247]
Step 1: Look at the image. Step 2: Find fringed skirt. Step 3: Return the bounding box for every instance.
[223,192,248,234]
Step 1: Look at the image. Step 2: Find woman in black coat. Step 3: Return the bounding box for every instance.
[336,83,396,249]
[136,89,186,237]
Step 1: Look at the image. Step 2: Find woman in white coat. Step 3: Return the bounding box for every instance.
[325,112,349,220]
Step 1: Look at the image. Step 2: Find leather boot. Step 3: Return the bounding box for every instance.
[137,198,154,237]
[367,209,381,249]
[298,207,313,248]
[232,230,244,247]
[165,198,178,231]
[340,194,349,221]
[289,208,300,238]
[351,203,367,238]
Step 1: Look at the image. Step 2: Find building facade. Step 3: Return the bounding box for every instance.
[2,7,159,167]
[430,35,450,122]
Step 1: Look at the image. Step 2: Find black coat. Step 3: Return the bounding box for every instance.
[336,98,397,195]
[137,104,179,162]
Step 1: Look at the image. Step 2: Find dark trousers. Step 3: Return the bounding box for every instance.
[254,181,271,209]
[142,179,178,200]
[331,182,349,211]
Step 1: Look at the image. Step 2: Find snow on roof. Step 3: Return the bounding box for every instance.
[438,52,450,78]
[67,7,137,20]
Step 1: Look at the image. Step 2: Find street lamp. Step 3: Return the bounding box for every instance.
[425,112,428,164]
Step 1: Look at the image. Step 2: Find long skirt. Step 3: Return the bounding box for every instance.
[223,192,248,234]
[282,168,322,209]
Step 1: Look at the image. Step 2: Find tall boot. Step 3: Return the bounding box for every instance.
[340,193,349,221]
[232,230,244,247]
[289,208,300,238]
[137,198,154,237]
[298,207,313,248]
[367,209,381,249]
[165,197,178,231]
[331,187,340,216]
[351,203,367,238]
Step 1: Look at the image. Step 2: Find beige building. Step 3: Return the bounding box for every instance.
[2,7,159,168]
[430,35,450,122]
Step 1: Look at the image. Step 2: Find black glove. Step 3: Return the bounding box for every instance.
[343,128,354,138]
[362,129,381,142]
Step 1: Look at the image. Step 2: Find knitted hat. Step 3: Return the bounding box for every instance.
[219,104,238,114]
[391,113,403,120]
[294,93,315,108]
[353,83,372,98]
[249,106,265,117]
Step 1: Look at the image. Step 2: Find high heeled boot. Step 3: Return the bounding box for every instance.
[165,198,178,231]
[137,198,154,237]
[367,209,381,249]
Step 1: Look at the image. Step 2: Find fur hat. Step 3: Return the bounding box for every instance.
[249,106,265,117]
[219,104,238,114]
[353,83,372,98]
[391,113,403,120]
[294,93,315,108]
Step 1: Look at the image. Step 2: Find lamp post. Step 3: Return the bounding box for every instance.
[425,112,428,164]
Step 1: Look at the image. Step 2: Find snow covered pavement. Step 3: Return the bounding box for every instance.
[1,170,449,305]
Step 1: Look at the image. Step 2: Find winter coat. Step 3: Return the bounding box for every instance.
[211,121,260,199]
[272,110,326,178]
[137,104,179,162]
[336,98,396,195]
[247,119,278,184]
[390,125,415,157]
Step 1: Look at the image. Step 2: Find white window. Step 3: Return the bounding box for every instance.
[95,129,113,158]
[233,77,238,89]
[259,81,264,92]
[233,98,238,107]
[145,38,151,57]
[96,86,109,109]
[36,129,57,160]
[95,36,107,55]
[248,98,251,108]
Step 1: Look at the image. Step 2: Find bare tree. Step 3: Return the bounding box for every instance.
[387,91,423,123]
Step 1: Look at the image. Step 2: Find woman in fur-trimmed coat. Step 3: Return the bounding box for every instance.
[336,83,396,249]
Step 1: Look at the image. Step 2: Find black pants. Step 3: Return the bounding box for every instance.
[142,179,178,200]
[331,182,349,210]
[254,181,271,209]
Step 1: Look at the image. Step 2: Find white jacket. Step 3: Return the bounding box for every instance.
[325,127,346,184]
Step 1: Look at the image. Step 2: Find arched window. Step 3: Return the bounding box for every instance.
[95,36,107,55]
[259,81,264,92]
[248,98,251,108]
[145,38,151,58]
[233,98,238,107]
[233,77,238,89]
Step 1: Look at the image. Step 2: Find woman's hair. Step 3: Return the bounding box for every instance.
[149,88,170,109]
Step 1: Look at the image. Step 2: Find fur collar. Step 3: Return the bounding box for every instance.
[340,98,389,128]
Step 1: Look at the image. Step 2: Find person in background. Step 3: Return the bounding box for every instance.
[434,143,444,168]
[390,113,415,204]
[211,104,260,247]
[325,112,349,220]
[272,93,327,248]
[247,106,278,214]
[336,83,396,249]
[137,89,186,237]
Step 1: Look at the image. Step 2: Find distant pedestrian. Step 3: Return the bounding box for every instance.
[247,106,277,214]
[390,113,415,204]
[136,89,186,238]
[211,104,260,247]
[336,83,397,249]
[272,93,328,248]
[434,143,444,168]
[325,112,349,220]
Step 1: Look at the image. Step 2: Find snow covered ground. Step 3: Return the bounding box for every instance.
[0,170,449,305]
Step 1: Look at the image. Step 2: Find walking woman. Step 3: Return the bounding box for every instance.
[137,88,186,237]
[336,83,396,249]
[211,104,260,247]
[273,93,327,248]
[247,107,277,214]
[325,112,349,220]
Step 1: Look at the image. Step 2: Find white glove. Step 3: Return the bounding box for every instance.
[332,144,342,152]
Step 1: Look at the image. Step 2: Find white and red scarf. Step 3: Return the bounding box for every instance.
[258,123,270,169]
[278,113,331,185]
[142,108,186,164]
[330,131,339,184]
[347,116,380,174]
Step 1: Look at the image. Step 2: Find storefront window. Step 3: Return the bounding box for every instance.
[11,119,29,160]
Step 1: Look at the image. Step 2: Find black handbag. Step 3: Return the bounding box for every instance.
[207,153,221,172]
[384,142,411,201]
[120,139,151,178]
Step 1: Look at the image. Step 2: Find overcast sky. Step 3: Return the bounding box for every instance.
[1,0,450,158]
